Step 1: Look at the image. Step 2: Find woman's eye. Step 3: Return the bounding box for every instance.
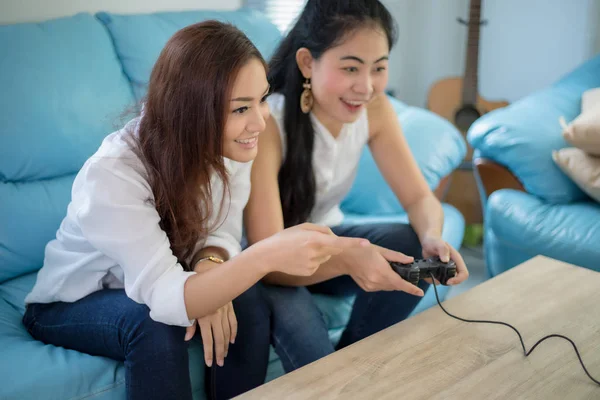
[233,106,248,114]
[344,67,358,73]
[376,67,387,72]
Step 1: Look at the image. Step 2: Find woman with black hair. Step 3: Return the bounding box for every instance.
[245,0,469,373]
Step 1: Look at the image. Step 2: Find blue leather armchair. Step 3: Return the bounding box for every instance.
[468,54,600,277]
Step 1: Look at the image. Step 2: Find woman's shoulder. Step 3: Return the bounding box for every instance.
[80,117,149,189]
[366,94,395,136]
[91,117,140,158]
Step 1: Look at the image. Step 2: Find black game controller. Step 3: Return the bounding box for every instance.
[390,256,457,286]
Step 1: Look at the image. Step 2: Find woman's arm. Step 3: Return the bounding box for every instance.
[191,246,229,267]
[242,103,431,295]
[79,159,367,328]
[189,160,254,268]
[367,95,444,243]
[243,117,285,246]
[366,95,469,285]
[244,117,345,286]
[77,162,273,326]
[184,158,264,313]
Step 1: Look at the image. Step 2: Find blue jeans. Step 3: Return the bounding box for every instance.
[262,223,429,372]
[22,284,270,400]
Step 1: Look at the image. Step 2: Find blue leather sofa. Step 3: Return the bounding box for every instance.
[468,54,600,277]
[0,9,466,399]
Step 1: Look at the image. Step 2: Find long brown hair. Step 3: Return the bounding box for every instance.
[132,21,265,270]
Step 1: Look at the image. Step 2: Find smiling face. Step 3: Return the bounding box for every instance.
[296,25,390,134]
[222,57,270,162]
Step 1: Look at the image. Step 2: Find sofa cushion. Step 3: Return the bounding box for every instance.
[0,13,135,182]
[341,98,466,215]
[0,273,212,399]
[0,175,75,283]
[485,189,600,274]
[561,105,600,156]
[96,10,282,100]
[553,147,600,203]
[468,54,600,204]
[0,273,128,400]
[560,87,600,156]
[0,272,356,400]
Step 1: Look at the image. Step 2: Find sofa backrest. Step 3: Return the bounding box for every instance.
[0,13,136,284]
[0,9,282,284]
[96,9,282,101]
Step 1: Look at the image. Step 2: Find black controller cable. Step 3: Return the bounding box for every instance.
[427,272,600,386]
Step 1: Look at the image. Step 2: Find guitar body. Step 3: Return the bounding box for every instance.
[428,77,509,139]
[427,78,508,225]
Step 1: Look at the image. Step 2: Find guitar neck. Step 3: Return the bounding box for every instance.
[462,0,482,105]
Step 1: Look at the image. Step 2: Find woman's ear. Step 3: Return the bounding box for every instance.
[295,47,313,79]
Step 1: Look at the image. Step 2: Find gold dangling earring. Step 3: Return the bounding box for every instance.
[300,78,313,114]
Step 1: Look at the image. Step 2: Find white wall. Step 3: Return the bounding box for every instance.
[479,0,597,103]
[0,0,242,24]
[384,0,600,107]
[384,0,469,107]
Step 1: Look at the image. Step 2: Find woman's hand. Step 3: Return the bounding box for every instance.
[250,223,370,277]
[339,244,425,296]
[185,260,237,368]
[420,236,469,285]
[185,302,237,368]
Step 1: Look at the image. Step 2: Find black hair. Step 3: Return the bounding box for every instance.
[268,0,398,227]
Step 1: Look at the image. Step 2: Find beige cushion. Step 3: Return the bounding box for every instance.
[560,88,600,156]
[582,87,600,111]
[553,147,600,203]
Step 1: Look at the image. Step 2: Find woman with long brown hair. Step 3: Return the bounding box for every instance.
[22,21,366,400]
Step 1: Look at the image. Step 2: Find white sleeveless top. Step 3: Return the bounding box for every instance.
[268,93,370,226]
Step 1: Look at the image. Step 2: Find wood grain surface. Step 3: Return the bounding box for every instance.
[236,256,600,400]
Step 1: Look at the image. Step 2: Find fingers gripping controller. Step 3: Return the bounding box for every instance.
[390,256,457,285]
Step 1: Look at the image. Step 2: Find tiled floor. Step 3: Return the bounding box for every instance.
[445,245,488,299]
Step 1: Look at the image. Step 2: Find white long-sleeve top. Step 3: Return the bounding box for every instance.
[24,117,252,327]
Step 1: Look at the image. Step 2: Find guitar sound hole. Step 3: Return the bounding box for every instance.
[454,105,481,132]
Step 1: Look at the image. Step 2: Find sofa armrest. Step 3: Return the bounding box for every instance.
[467,54,600,204]
[474,157,524,199]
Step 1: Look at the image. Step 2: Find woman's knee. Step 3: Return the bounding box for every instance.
[334,223,423,257]
[262,285,326,330]
[126,305,188,359]
[377,223,422,257]
[226,284,271,350]
[233,283,270,323]
[261,285,313,313]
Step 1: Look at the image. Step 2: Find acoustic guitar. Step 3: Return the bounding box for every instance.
[427,0,508,227]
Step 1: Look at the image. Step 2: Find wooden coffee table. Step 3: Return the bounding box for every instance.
[237,256,600,399]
